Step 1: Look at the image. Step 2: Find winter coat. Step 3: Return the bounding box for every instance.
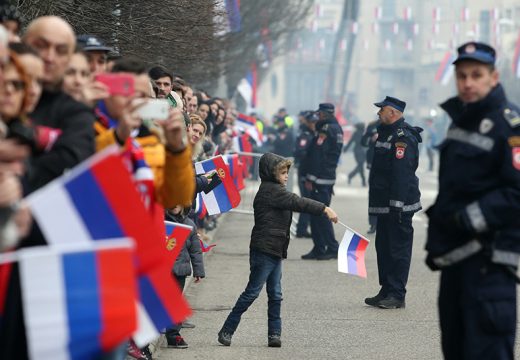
[250,153,326,259]
[165,211,205,278]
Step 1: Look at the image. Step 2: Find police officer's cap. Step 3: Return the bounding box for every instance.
[374,96,406,112]
[316,103,335,114]
[77,34,113,53]
[305,111,319,122]
[453,41,496,65]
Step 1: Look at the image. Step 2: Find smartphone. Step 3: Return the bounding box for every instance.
[136,99,170,120]
[95,73,134,96]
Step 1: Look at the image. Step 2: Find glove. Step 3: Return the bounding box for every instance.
[425,255,440,271]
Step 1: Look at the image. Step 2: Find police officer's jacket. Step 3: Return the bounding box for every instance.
[293,124,314,177]
[305,116,343,186]
[425,84,520,269]
[368,118,422,215]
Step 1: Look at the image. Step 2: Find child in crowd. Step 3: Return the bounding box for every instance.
[164,205,205,349]
[218,152,338,348]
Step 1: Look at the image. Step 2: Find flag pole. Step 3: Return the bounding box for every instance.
[336,220,370,242]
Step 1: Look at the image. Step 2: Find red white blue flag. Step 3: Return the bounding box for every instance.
[435,52,456,85]
[338,228,370,278]
[26,147,164,275]
[236,113,263,145]
[0,240,137,360]
[224,154,245,191]
[194,156,241,215]
[195,193,208,220]
[164,221,192,265]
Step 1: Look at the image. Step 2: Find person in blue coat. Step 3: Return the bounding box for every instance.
[364,96,422,309]
[425,42,520,360]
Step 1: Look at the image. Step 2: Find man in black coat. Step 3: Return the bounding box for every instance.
[426,42,520,359]
[365,96,422,309]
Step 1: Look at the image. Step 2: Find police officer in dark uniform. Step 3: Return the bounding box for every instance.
[361,119,381,234]
[301,103,344,260]
[364,96,422,309]
[425,42,520,360]
[294,111,318,237]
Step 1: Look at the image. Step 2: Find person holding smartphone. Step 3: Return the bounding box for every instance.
[94,57,195,209]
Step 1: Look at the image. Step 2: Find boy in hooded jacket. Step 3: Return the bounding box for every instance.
[217,152,338,348]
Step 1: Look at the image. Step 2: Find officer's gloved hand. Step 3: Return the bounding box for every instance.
[389,207,402,223]
[425,254,440,271]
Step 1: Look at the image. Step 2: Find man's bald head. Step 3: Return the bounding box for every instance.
[23,16,75,88]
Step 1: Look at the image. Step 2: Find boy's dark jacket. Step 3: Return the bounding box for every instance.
[250,153,325,259]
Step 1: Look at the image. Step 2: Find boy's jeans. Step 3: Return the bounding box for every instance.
[222,249,283,335]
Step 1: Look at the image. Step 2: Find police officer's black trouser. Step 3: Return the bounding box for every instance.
[439,254,516,360]
[309,184,338,255]
[296,175,311,235]
[375,211,413,300]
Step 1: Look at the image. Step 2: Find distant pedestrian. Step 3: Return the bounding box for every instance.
[423,118,437,171]
[365,96,422,309]
[343,122,367,186]
[217,153,337,348]
[426,41,520,360]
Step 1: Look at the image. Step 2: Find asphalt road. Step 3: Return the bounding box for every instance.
[153,153,520,360]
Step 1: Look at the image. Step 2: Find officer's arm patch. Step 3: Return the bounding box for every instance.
[395,142,406,159]
[513,147,520,170]
[317,133,327,145]
[504,108,520,128]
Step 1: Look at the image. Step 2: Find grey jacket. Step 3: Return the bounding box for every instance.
[165,211,205,278]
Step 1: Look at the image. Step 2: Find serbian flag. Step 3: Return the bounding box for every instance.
[1,240,137,360]
[232,133,253,154]
[0,261,12,324]
[200,239,216,253]
[435,52,456,85]
[194,156,241,215]
[134,261,192,346]
[236,113,263,145]
[164,221,192,265]
[338,227,370,278]
[195,193,208,220]
[224,154,245,191]
[26,147,163,275]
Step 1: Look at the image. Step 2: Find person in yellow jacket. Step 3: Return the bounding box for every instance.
[94,58,194,208]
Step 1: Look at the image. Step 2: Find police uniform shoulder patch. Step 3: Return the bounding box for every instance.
[317,133,327,145]
[397,128,405,137]
[504,108,520,128]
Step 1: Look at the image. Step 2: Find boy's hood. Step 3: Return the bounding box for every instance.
[259,152,288,183]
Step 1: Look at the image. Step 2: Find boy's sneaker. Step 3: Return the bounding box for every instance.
[218,329,232,346]
[127,340,147,359]
[167,336,188,349]
[268,334,281,348]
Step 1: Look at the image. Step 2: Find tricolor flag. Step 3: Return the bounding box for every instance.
[136,261,192,345]
[435,52,456,85]
[200,239,216,253]
[513,31,520,78]
[338,228,369,278]
[232,133,253,154]
[164,221,193,265]
[194,156,241,215]
[224,154,245,191]
[237,64,257,111]
[26,147,164,275]
[0,240,137,360]
[236,113,263,145]
[195,193,208,220]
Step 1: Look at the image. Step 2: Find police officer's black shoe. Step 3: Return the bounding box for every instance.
[316,251,337,260]
[364,293,385,307]
[377,296,405,309]
[301,251,317,260]
[296,231,312,238]
[366,226,376,234]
